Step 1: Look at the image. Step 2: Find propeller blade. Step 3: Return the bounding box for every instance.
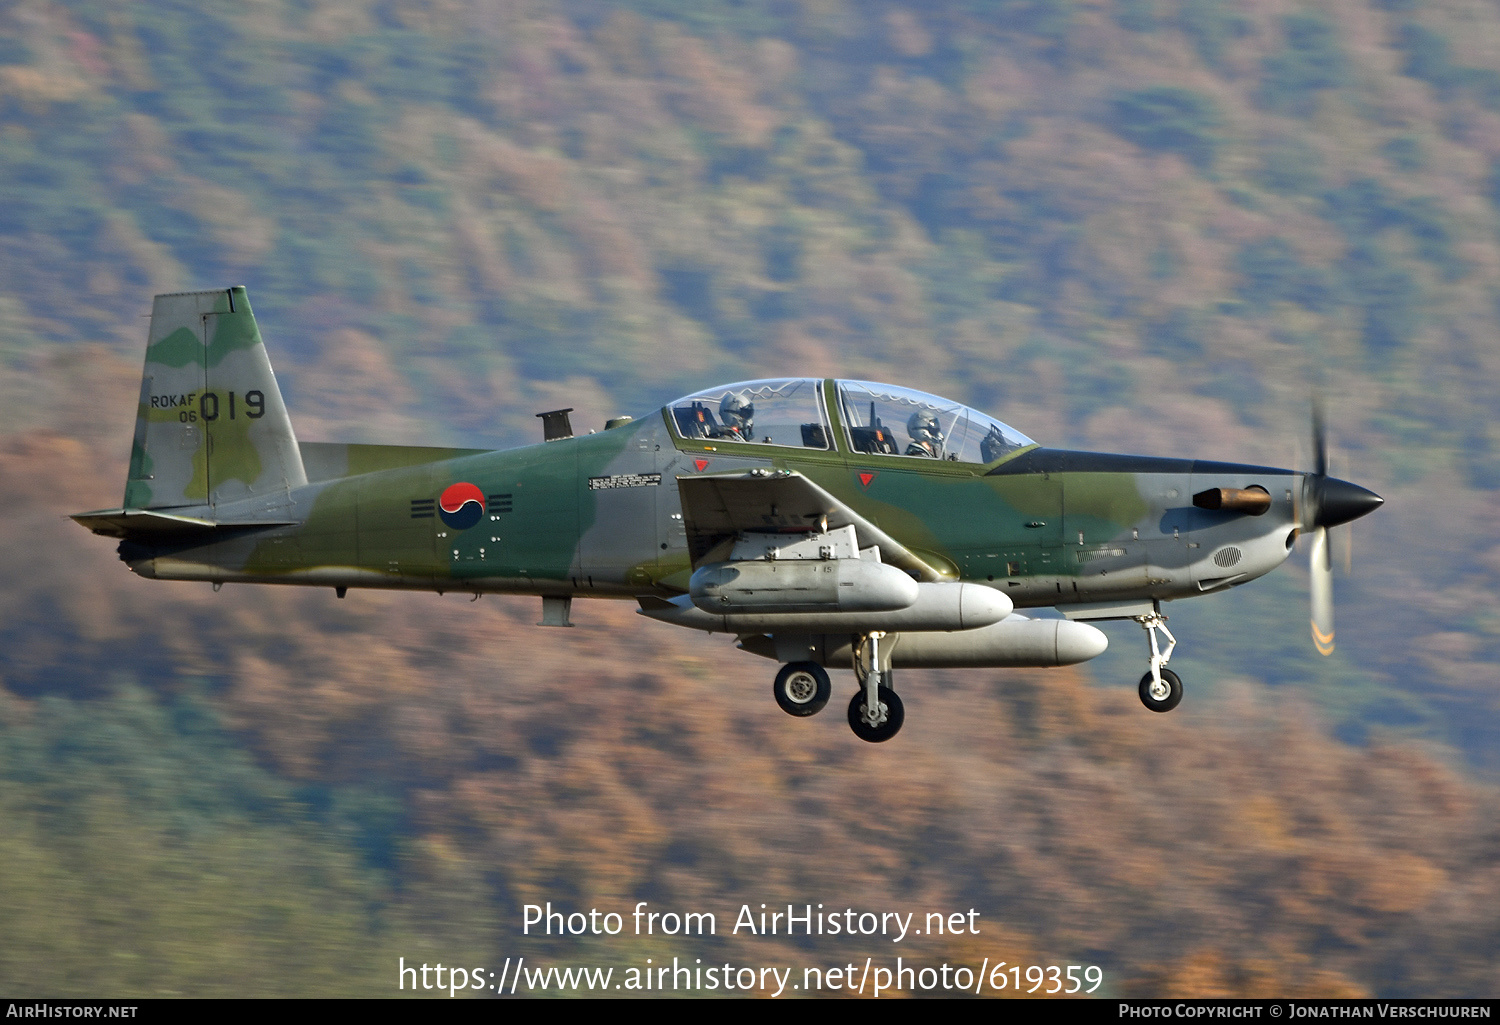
[1290,439,1303,538]
[1333,446,1353,573]
[1310,525,1335,656]
[1301,399,1378,655]
[1312,394,1327,479]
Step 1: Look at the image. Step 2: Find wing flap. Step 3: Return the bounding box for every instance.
[675,471,944,582]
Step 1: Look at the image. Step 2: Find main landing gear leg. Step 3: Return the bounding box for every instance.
[848,631,904,742]
[1134,605,1183,713]
[863,631,885,723]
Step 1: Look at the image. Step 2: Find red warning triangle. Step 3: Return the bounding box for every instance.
[857,471,877,489]
[694,458,710,472]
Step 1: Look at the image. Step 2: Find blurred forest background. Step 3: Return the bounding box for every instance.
[1,0,1498,997]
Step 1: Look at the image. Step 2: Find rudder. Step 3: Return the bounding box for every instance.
[124,287,306,510]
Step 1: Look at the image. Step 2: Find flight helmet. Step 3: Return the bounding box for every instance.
[907,409,944,451]
[720,393,754,436]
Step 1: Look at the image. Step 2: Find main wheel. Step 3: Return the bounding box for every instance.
[1138,668,1183,713]
[774,662,831,717]
[848,685,905,742]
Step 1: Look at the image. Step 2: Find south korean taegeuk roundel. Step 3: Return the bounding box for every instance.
[439,482,485,530]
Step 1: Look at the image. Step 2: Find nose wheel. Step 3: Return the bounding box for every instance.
[1133,607,1183,712]
[1138,667,1183,712]
[773,662,831,717]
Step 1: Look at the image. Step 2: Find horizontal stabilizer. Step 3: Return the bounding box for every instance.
[71,507,296,539]
[676,470,944,581]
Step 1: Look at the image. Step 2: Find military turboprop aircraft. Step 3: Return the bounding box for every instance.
[74,288,1383,742]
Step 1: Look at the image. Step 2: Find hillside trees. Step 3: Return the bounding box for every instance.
[3,0,1500,995]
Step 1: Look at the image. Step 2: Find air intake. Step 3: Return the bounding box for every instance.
[1212,546,1243,569]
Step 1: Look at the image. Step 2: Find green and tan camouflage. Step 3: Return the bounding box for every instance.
[124,287,305,511]
[75,288,1383,740]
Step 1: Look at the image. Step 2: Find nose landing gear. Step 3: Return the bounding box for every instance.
[1133,606,1183,712]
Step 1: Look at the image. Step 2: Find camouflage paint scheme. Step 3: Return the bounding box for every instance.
[76,289,1318,614]
[75,289,1388,741]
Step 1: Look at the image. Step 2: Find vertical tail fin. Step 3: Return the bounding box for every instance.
[124,287,306,511]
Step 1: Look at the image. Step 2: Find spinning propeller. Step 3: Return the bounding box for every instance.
[1302,399,1383,655]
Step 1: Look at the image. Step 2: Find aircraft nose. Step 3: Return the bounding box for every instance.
[1313,477,1384,528]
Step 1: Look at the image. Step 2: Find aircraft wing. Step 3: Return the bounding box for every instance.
[675,470,945,582]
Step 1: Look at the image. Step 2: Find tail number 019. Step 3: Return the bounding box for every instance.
[184,390,265,424]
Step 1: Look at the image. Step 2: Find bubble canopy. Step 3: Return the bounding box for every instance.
[664,378,1035,464]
